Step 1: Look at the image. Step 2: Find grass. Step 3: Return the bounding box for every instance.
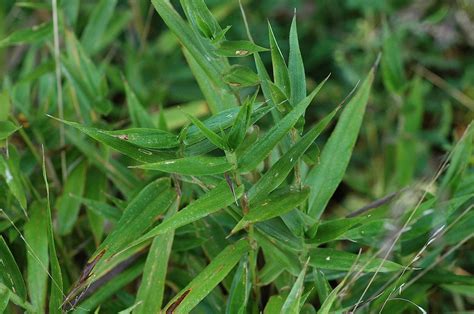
[0,0,473,313]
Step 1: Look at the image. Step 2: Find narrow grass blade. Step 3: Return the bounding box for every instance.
[133,156,234,175]
[41,149,63,314]
[56,160,87,235]
[215,40,268,57]
[24,201,49,311]
[227,93,254,150]
[134,180,244,244]
[185,113,227,150]
[0,151,27,213]
[288,15,306,105]
[0,236,27,300]
[226,255,251,314]
[224,65,260,87]
[54,117,173,163]
[381,21,405,94]
[0,287,9,312]
[309,248,402,272]
[163,239,250,314]
[0,22,52,47]
[231,189,309,234]
[105,128,179,149]
[248,106,338,203]
[306,68,374,220]
[80,0,117,53]
[238,77,328,173]
[281,259,309,314]
[0,121,20,140]
[268,22,290,96]
[124,79,155,129]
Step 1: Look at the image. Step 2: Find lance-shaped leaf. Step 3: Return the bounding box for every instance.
[95,178,175,261]
[268,21,290,96]
[281,259,309,314]
[308,248,403,272]
[227,92,255,150]
[381,21,405,94]
[124,79,155,128]
[224,65,260,87]
[104,128,178,149]
[215,40,268,57]
[248,106,339,203]
[231,189,309,234]
[163,240,250,314]
[186,113,228,150]
[24,201,49,312]
[0,22,52,47]
[226,255,251,314]
[0,236,27,300]
[306,68,374,220]
[238,77,328,173]
[53,117,173,163]
[0,121,20,140]
[131,180,244,245]
[288,15,306,106]
[133,156,234,175]
[0,151,27,213]
[80,0,117,53]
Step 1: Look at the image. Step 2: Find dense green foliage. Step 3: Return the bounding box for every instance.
[1,0,473,313]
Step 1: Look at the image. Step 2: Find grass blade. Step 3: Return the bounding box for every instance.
[288,14,306,105]
[80,0,117,54]
[0,121,20,140]
[133,156,234,175]
[280,259,309,314]
[0,236,27,300]
[163,239,250,314]
[268,22,290,96]
[306,67,374,220]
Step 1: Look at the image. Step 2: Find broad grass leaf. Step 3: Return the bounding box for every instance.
[104,128,178,149]
[0,150,27,212]
[0,236,27,300]
[309,248,403,272]
[56,117,173,163]
[24,201,49,311]
[238,77,328,173]
[215,40,268,57]
[0,121,20,140]
[73,195,121,222]
[248,106,339,203]
[80,0,118,54]
[306,68,374,220]
[231,189,309,234]
[264,296,284,313]
[163,239,250,314]
[0,287,9,312]
[56,160,87,235]
[133,156,233,175]
[0,22,52,47]
[288,15,306,106]
[185,113,227,150]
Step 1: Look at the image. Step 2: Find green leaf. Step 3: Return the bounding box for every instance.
[133,180,244,245]
[24,201,49,312]
[163,240,250,314]
[186,113,227,150]
[268,22,290,96]
[0,151,27,213]
[104,128,179,149]
[0,22,52,47]
[238,76,328,173]
[0,287,9,312]
[134,156,233,175]
[288,15,306,105]
[0,121,20,140]
[135,226,175,313]
[264,296,284,313]
[227,93,254,150]
[306,68,374,220]
[381,22,405,94]
[224,65,260,87]
[308,248,403,272]
[0,236,27,300]
[226,255,251,314]
[42,151,63,314]
[73,195,121,222]
[248,106,338,203]
[54,117,173,163]
[180,0,221,40]
[281,259,309,314]
[231,189,309,234]
[56,160,87,235]
[95,178,175,262]
[215,40,268,57]
[124,79,155,128]
[80,0,118,53]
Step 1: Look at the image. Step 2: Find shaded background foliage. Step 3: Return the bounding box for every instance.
[0,0,473,313]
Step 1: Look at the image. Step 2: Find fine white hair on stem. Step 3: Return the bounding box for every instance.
[52,0,67,183]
